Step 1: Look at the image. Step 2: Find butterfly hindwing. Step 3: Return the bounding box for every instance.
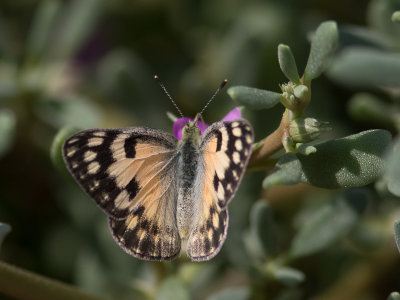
[63,127,182,260]
[187,120,254,261]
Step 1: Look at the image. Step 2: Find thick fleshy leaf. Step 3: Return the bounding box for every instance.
[35,95,101,129]
[156,277,190,300]
[394,221,400,254]
[304,21,338,82]
[49,0,105,60]
[26,0,61,62]
[339,26,394,49]
[263,154,302,189]
[51,126,79,170]
[0,223,11,250]
[298,130,391,189]
[278,44,300,83]
[327,47,400,88]
[347,93,397,128]
[388,292,400,300]
[0,109,16,158]
[227,86,282,110]
[385,137,400,196]
[274,267,305,287]
[249,201,278,258]
[393,11,400,23]
[290,189,368,259]
[207,287,250,300]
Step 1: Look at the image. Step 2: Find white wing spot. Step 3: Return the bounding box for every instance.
[231,121,240,128]
[217,182,225,200]
[234,139,243,151]
[87,161,100,174]
[227,183,233,192]
[232,127,242,137]
[93,131,106,137]
[89,180,100,191]
[219,127,229,151]
[244,149,249,156]
[245,125,251,132]
[232,170,239,180]
[233,151,241,164]
[100,193,110,204]
[245,134,252,144]
[212,213,219,228]
[84,150,97,162]
[88,137,104,147]
[71,162,78,169]
[67,147,77,157]
[208,228,213,241]
[68,138,79,144]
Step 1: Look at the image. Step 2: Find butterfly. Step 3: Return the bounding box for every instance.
[62,78,254,261]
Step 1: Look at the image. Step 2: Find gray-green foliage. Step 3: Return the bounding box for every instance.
[304,21,338,82]
[388,292,400,300]
[0,223,11,250]
[1,1,400,300]
[227,86,282,110]
[289,189,368,258]
[0,110,15,158]
[327,47,400,87]
[385,137,400,196]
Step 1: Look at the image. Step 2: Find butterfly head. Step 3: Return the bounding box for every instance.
[180,113,202,143]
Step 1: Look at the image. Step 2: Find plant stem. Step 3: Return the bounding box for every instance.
[248,117,285,170]
[0,261,107,300]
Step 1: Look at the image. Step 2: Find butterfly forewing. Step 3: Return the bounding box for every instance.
[187,120,254,261]
[63,127,182,260]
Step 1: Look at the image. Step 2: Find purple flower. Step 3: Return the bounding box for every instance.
[173,107,242,140]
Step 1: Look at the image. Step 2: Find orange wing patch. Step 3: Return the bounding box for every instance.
[186,120,253,261]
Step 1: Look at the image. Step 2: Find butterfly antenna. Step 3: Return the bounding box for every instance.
[199,79,228,116]
[154,75,184,118]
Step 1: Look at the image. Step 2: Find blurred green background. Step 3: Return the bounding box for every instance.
[0,0,399,299]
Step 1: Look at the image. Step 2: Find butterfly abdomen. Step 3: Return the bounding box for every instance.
[176,136,201,238]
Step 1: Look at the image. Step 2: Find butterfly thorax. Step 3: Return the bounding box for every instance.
[176,121,202,238]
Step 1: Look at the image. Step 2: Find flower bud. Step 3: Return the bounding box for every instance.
[289,118,330,143]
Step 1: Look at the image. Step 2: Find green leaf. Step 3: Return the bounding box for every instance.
[347,93,397,128]
[35,95,101,129]
[304,21,338,82]
[51,126,79,171]
[392,11,400,23]
[207,287,250,300]
[278,44,300,83]
[327,47,400,88]
[274,267,305,287]
[156,277,190,300]
[298,130,391,189]
[26,0,61,63]
[263,154,302,189]
[385,137,400,196]
[49,0,106,60]
[339,26,394,49]
[290,189,368,259]
[0,109,16,158]
[387,292,400,300]
[227,86,282,110]
[0,223,11,250]
[249,201,278,258]
[394,221,400,254]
